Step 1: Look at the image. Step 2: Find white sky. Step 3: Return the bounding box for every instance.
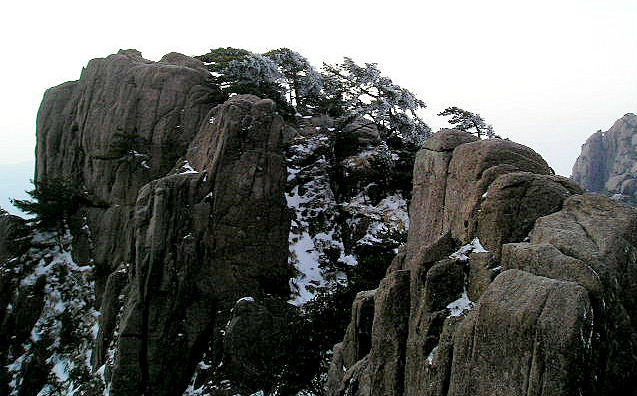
[0,0,635,194]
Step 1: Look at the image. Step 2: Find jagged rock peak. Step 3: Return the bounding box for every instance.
[2,48,292,396]
[327,129,636,396]
[572,113,637,203]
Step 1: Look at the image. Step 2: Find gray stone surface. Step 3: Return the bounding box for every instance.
[448,270,592,396]
[572,113,637,202]
[109,94,291,396]
[327,130,637,396]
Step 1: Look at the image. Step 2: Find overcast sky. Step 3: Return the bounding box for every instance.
[1,0,635,213]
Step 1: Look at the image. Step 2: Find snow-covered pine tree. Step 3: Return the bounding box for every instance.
[321,58,431,145]
[264,48,323,112]
[196,48,292,115]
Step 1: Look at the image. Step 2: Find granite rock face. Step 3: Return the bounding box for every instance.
[448,269,592,396]
[2,48,419,396]
[4,49,637,396]
[1,51,293,396]
[327,130,636,396]
[35,49,221,305]
[502,193,637,395]
[572,113,637,203]
[109,94,292,396]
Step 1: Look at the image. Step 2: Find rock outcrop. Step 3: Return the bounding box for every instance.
[327,129,637,396]
[108,95,291,396]
[1,51,293,396]
[4,49,637,396]
[572,113,637,203]
[35,49,222,305]
[2,48,421,396]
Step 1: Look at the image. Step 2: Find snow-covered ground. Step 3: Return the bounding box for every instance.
[285,122,410,305]
[5,229,104,395]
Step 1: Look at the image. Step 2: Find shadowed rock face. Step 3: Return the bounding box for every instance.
[572,113,637,203]
[35,50,222,306]
[2,51,292,396]
[327,130,636,396]
[109,95,292,396]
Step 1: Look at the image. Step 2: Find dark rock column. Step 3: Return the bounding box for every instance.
[110,95,292,396]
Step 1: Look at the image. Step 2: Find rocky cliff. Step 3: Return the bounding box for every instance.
[326,130,637,396]
[1,50,415,396]
[2,49,637,396]
[572,113,637,204]
[1,50,296,396]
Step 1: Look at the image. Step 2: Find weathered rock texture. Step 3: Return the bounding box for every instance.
[109,94,291,396]
[327,129,637,396]
[2,51,293,396]
[572,113,637,203]
[4,49,637,396]
[3,48,422,396]
[35,49,222,305]
[502,193,637,395]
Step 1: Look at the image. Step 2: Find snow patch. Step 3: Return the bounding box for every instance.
[447,288,475,317]
[426,346,438,365]
[449,238,488,261]
[179,160,199,174]
[237,296,255,303]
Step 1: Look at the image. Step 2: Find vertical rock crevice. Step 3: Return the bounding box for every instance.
[326,129,635,396]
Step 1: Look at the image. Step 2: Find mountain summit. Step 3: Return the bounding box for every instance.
[1,50,636,396]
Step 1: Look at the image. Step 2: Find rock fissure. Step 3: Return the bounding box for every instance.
[3,52,637,396]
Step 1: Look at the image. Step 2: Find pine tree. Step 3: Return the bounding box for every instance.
[197,47,293,116]
[438,106,497,139]
[321,58,431,145]
[11,179,85,231]
[264,48,323,112]
[109,128,149,158]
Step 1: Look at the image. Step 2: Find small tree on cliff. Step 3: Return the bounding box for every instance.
[321,58,431,145]
[12,179,86,231]
[438,106,497,138]
[93,128,151,170]
[109,128,148,158]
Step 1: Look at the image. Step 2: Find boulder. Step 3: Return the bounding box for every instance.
[476,172,583,255]
[334,270,411,396]
[327,130,636,396]
[448,270,592,396]
[406,131,554,263]
[502,194,637,394]
[222,298,299,394]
